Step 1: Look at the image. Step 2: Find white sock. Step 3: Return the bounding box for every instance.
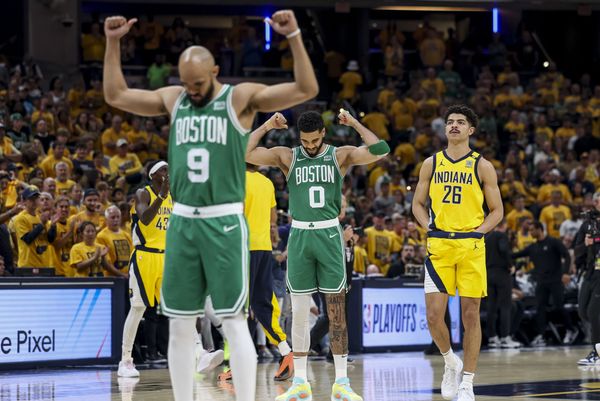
[462,372,474,385]
[291,294,312,382]
[222,313,257,401]
[278,341,292,356]
[121,306,145,361]
[441,348,457,368]
[333,354,348,380]
[168,317,196,401]
[294,355,308,381]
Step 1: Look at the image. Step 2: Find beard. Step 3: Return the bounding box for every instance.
[188,81,215,108]
[302,141,324,157]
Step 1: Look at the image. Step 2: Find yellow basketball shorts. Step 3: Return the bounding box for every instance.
[130,246,165,308]
[424,231,487,298]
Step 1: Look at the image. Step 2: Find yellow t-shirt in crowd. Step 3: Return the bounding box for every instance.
[537,183,573,204]
[555,127,576,139]
[377,88,395,113]
[101,128,122,157]
[68,211,106,237]
[421,78,445,98]
[338,71,363,100]
[361,112,390,141]
[70,242,103,277]
[81,33,105,62]
[109,153,142,176]
[97,227,133,276]
[364,226,396,275]
[353,245,368,274]
[40,155,74,179]
[539,204,571,238]
[394,143,416,165]
[505,208,534,232]
[245,171,277,251]
[56,179,76,196]
[51,220,74,276]
[390,98,417,130]
[14,211,51,268]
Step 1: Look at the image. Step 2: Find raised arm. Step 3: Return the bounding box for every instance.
[335,109,390,173]
[245,112,293,174]
[475,158,504,234]
[135,178,169,226]
[411,157,434,231]
[103,16,181,116]
[239,10,318,114]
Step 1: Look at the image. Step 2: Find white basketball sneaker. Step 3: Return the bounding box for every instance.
[457,382,475,401]
[441,354,463,400]
[196,349,225,373]
[118,359,140,378]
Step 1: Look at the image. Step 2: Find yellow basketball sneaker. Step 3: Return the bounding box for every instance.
[275,377,312,401]
[331,377,362,401]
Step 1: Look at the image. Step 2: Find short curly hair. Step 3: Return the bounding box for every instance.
[297,111,324,133]
[444,104,479,129]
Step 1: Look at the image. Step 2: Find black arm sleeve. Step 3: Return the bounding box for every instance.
[47,224,57,243]
[21,224,45,245]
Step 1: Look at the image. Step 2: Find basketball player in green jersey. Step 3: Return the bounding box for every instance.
[246,109,390,401]
[103,12,317,401]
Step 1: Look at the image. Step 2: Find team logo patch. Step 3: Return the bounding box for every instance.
[466,160,473,168]
[214,101,226,110]
[324,155,332,161]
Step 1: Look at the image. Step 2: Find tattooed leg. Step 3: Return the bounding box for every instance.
[326,292,349,380]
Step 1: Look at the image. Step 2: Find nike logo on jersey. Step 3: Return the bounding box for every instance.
[180,103,191,109]
[223,225,238,232]
[297,158,306,162]
[329,233,338,238]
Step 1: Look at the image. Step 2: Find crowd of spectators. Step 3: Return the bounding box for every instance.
[0,15,598,354]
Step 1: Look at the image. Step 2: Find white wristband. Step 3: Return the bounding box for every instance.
[286,29,301,39]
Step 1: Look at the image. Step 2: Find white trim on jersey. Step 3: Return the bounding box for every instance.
[170,90,186,121]
[226,86,250,135]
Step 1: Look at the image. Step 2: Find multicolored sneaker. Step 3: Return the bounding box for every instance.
[217,368,232,381]
[331,377,362,401]
[275,377,312,401]
[274,352,294,381]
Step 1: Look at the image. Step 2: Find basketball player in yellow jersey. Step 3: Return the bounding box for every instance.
[412,105,503,401]
[118,160,172,377]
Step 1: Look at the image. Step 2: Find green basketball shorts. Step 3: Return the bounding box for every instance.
[161,202,249,317]
[286,218,346,294]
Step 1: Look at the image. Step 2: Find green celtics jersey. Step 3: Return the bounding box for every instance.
[168,85,249,207]
[287,144,343,221]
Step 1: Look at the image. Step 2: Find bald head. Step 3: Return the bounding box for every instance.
[179,46,215,67]
[178,46,219,108]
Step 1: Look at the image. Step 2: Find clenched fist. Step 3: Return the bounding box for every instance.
[265,112,288,131]
[265,10,299,37]
[104,16,138,40]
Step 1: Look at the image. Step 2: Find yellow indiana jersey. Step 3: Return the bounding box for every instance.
[131,186,172,250]
[429,150,485,232]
